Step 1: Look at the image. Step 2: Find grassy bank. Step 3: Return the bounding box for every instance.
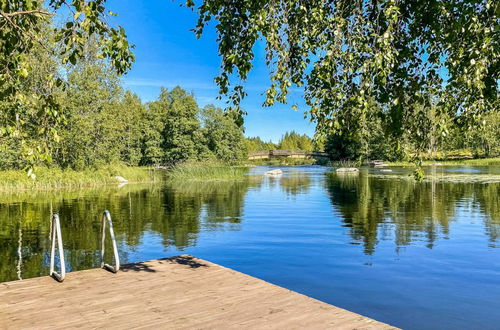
[0,162,252,191]
[0,164,159,191]
[386,157,500,167]
[167,162,249,181]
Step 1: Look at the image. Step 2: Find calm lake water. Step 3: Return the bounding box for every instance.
[1,166,499,329]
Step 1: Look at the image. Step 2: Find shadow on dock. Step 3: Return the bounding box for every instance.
[121,255,209,273]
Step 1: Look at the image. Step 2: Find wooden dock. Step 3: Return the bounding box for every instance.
[0,255,395,329]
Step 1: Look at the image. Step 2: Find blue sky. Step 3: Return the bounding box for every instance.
[106,0,314,142]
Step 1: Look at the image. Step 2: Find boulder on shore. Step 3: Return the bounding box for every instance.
[114,176,129,183]
[265,169,283,176]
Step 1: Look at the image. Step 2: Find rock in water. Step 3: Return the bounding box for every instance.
[336,168,359,173]
[115,176,129,183]
[265,169,283,176]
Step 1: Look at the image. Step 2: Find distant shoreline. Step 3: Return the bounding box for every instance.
[384,157,500,167]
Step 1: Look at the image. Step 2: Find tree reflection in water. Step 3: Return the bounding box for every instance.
[326,170,500,254]
[1,168,498,283]
[0,177,262,282]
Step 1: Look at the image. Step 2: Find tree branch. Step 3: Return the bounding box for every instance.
[0,10,55,18]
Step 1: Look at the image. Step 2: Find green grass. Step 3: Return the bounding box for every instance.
[386,157,500,167]
[328,160,360,168]
[0,164,160,191]
[167,161,249,181]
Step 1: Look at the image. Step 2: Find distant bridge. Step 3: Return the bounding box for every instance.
[248,150,330,160]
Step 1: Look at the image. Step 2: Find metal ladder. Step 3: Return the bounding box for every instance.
[49,214,66,282]
[101,210,120,273]
[48,210,120,282]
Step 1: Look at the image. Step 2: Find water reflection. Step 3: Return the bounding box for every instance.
[0,178,263,282]
[326,170,500,254]
[280,172,312,196]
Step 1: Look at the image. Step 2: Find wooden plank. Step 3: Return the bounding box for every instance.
[0,255,397,330]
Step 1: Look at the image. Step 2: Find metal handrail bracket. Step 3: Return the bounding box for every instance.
[49,214,66,282]
[101,210,120,273]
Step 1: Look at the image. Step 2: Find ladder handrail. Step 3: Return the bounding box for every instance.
[49,214,66,282]
[101,210,120,273]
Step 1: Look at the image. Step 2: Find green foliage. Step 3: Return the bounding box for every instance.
[324,118,401,161]
[56,47,127,169]
[141,95,166,166]
[0,1,134,165]
[245,131,317,153]
[189,0,499,158]
[201,105,247,164]
[0,24,62,170]
[413,167,425,182]
[141,87,247,166]
[245,137,277,152]
[324,107,499,161]
[119,92,145,165]
[167,161,249,181]
[158,87,205,163]
[278,131,314,151]
[4,1,497,172]
[458,111,500,158]
[387,158,500,167]
[0,164,157,191]
[0,24,247,173]
[328,160,359,168]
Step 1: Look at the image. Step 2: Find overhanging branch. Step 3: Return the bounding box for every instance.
[0,10,55,19]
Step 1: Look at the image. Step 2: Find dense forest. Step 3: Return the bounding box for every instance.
[245,131,319,153]
[0,25,325,172]
[246,119,500,162]
[0,33,248,170]
[323,111,500,161]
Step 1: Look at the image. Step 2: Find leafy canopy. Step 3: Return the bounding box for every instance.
[188,0,499,155]
[0,0,134,167]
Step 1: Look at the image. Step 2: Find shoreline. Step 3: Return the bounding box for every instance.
[0,162,250,192]
[1,158,498,192]
[384,157,500,167]
[0,165,160,192]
